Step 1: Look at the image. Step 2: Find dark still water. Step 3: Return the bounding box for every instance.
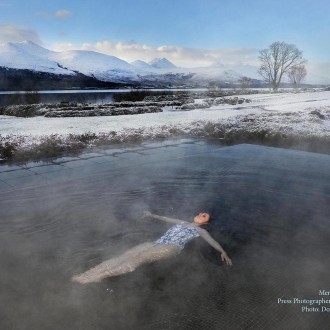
[0,90,124,106]
[0,141,330,330]
[0,88,205,106]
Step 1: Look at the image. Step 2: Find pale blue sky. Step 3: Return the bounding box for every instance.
[0,0,329,67]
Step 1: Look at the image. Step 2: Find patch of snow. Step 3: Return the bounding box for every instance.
[222,91,330,112]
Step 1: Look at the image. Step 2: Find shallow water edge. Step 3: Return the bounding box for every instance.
[2,124,330,164]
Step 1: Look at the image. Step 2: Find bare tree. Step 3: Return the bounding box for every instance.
[258,41,305,92]
[287,63,307,88]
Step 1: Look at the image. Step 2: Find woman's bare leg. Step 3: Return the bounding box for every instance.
[71,242,153,284]
[102,244,180,278]
[72,243,180,284]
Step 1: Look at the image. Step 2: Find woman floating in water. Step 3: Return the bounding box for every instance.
[72,211,232,284]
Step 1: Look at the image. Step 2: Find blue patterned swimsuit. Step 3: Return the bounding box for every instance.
[155,222,200,250]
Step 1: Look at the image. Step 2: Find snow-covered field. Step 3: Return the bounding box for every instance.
[1,90,330,160]
[1,90,330,136]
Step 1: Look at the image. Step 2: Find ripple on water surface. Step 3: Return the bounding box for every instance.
[0,141,330,330]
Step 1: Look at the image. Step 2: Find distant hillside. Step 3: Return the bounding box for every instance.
[0,67,126,91]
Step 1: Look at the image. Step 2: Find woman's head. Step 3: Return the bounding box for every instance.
[193,213,210,225]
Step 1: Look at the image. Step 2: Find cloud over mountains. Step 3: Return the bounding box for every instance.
[0,23,329,84]
[0,24,43,45]
[52,39,259,68]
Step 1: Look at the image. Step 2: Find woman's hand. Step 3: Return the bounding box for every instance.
[220,252,232,266]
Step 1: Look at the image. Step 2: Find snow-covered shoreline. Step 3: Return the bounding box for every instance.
[1,90,330,160]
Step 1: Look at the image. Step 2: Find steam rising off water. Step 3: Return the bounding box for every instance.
[0,140,329,329]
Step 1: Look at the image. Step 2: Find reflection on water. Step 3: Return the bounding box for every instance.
[0,88,207,106]
[0,141,329,329]
[0,91,116,106]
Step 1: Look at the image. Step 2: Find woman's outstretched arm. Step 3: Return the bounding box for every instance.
[141,211,185,224]
[197,228,232,266]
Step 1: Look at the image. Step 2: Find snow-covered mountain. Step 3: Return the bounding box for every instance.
[0,41,261,87]
[131,60,154,71]
[51,50,134,73]
[0,41,75,75]
[50,50,140,82]
[186,63,259,83]
[0,41,142,83]
[149,57,177,69]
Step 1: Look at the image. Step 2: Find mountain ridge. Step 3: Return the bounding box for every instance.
[0,40,262,88]
[148,57,177,69]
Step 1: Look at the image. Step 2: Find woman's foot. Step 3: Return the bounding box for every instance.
[71,273,103,284]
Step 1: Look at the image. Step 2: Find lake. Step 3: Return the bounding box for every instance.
[0,140,329,329]
[0,88,208,106]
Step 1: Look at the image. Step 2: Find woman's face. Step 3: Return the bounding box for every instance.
[193,213,210,224]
